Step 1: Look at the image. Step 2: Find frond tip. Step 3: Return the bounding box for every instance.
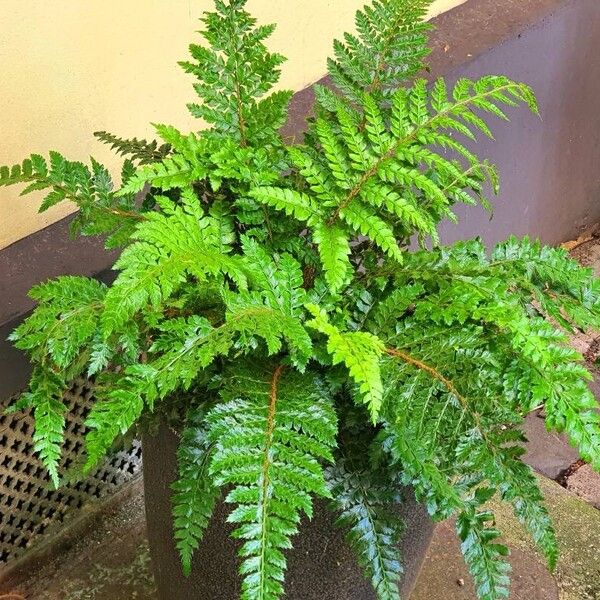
[181,0,292,145]
[326,0,433,105]
[306,304,385,421]
[457,510,511,600]
[93,130,171,164]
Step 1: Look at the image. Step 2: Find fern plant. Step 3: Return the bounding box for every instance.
[3,1,600,598]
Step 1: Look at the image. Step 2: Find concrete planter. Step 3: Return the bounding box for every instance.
[142,422,435,600]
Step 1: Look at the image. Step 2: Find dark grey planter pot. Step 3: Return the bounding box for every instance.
[142,422,435,600]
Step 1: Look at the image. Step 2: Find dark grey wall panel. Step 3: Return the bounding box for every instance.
[431,0,600,246]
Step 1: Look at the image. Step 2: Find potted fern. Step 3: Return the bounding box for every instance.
[2,0,600,598]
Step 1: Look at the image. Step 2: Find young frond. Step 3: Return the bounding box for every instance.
[241,236,307,318]
[180,0,291,146]
[140,282,312,405]
[306,304,385,421]
[206,365,337,600]
[223,288,312,369]
[325,0,433,106]
[312,221,353,291]
[94,130,172,164]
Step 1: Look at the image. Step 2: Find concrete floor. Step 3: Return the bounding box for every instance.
[1,479,155,600]
[1,473,598,600]
[413,476,600,600]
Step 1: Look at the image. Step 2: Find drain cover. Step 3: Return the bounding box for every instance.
[0,378,142,566]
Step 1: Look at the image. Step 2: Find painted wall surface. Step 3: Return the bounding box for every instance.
[0,0,465,249]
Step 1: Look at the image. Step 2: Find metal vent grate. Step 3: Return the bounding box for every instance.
[0,378,142,566]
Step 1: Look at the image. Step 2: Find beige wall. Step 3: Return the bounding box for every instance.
[0,0,465,250]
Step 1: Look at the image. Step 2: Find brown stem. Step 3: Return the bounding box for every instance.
[257,365,284,589]
[103,206,145,221]
[386,346,496,449]
[51,183,145,221]
[385,347,466,404]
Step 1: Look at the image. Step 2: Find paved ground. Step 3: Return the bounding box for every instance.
[1,474,598,600]
[413,476,600,600]
[0,480,156,600]
[413,522,559,600]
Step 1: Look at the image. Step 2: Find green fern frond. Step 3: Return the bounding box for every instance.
[223,289,312,369]
[386,427,513,600]
[142,316,221,401]
[206,365,337,600]
[326,459,404,600]
[10,276,106,369]
[142,290,312,404]
[248,186,320,222]
[543,378,600,471]
[306,304,385,421]
[180,0,292,146]
[339,200,404,262]
[0,156,35,187]
[94,130,171,164]
[172,405,220,576]
[456,510,510,600]
[241,237,307,317]
[382,428,464,519]
[119,151,207,196]
[83,371,149,470]
[457,508,511,600]
[325,0,432,106]
[250,75,536,288]
[25,367,67,488]
[102,190,247,335]
[312,221,352,291]
[493,235,600,331]
[0,151,143,245]
[493,449,558,570]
